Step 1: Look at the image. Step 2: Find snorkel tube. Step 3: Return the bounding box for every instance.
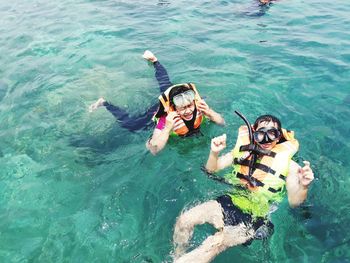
[234,111,258,186]
[234,111,253,143]
[234,111,273,157]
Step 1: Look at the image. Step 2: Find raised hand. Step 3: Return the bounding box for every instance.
[211,134,227,153]
[165,111,180,130]
[196,99,211,116]
[297,161,314,187]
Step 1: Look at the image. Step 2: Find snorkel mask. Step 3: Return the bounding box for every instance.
[172,90,195,108]
[253,127,281,144]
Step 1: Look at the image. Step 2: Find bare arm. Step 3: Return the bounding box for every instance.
[205,134,233,173]
[146,112,178,155]
[146,127,172,155]
[197,100,225,126]
[286,160,314,207]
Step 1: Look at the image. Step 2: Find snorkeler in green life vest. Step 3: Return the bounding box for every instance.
[172,113,314,263]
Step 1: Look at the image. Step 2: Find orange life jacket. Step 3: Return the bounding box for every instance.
[154,83,203,136]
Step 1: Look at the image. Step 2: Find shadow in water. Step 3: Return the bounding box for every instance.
[291,204,350,252]
[69,102,158,160]
[68,120,153,167]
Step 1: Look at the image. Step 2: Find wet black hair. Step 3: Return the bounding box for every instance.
[253,114,282,132]
[168,85,192,110]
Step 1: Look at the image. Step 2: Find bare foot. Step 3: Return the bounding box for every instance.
[142,50,158,63]
[89,97,106,112]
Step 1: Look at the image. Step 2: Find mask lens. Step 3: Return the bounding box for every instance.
[266,128,280,141]
[253,128,280,143]
[253,131,265,143]
[173,90,195,108]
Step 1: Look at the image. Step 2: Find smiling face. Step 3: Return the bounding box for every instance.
[254,120,280,150]
[170,88,196,121]
[175,101,195,121]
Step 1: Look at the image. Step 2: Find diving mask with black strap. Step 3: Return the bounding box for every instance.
[253,127,281,144]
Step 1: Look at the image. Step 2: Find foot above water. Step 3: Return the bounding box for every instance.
[143,50,158,63]
[89,97,106,112]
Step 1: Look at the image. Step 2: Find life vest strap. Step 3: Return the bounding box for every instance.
[279,174,287,180]
[161,93,168,102]
[233,158,250,166]
[267,187,281,193]
[254,163,276,175]
[234,158,277,176]
[239,144,276,157]
[236,173,282,193]
[237,172,264,187]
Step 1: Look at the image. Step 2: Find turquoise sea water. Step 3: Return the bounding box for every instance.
[1,0,349,262]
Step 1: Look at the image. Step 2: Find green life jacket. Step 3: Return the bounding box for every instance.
[225,125,299,218]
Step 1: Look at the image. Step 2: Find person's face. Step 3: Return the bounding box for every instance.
[176,101,195,121]
[254,121,280,150]
[173,89,196,121]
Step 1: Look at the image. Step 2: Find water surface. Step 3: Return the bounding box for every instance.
[1,0,349,262]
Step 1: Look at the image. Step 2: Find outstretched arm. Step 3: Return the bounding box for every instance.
[197,100,225,126]
[286,160,314,207]
[205,134,233,173]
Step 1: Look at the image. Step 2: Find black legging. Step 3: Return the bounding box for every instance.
[104,61,173,131]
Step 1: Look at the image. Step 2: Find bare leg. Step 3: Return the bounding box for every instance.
[173,201,224,258]
[175,224,255,263]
